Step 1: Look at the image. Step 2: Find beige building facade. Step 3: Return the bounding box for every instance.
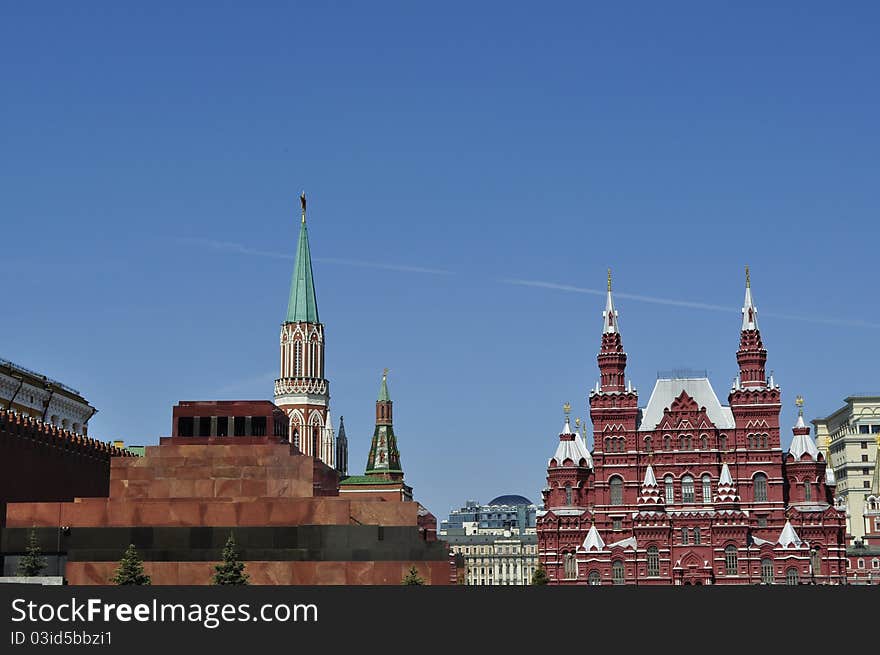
[813,395,880,544]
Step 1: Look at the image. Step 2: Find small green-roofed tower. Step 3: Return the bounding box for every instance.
[366,369,403,480]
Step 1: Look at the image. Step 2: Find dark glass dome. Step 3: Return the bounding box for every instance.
[487,494,533,506]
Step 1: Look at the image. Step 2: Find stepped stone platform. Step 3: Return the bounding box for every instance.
[2,438,451,585]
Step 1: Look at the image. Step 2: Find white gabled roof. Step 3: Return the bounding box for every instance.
[642,464,658,487]
[581,524,606,551]
[777,520,803,548]
[606,535,637,550]
[639,377,735,431]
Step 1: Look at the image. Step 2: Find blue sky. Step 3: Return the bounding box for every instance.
[2,2,879,520]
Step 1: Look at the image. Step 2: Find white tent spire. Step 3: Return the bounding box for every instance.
[777,520,803,548]
[741,265,759,331]
[581,524,606,551]
[602,268,619,334]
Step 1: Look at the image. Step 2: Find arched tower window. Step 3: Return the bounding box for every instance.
[644,436,652,452]
[588,570,600,585]
[700,434,708,450]
[719,435,728,451]
[725,545,738,576]
[647,546,659,577]
[565,483,573,505]
[294,341,302,376]
[693,527,701,545]
[663,435,671,451]
[682,475,695,503]
[609,476,624,506]
[702,474,712,503]
[664,475,674,505]
[785,568,799,585]
[612,560,625,585]
[761,558,774,584]
[754,473,768,502]
[681,527,689,545]
[804,482,812,502]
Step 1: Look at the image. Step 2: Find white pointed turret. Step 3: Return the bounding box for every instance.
[714,462,740,503]
[549,405,593,469]
[777,520,803,548]
[602,268,619,334]
[638,463,664,507]
[581,524,606,551]
[789,396,820,461]
[741,266,759,331]
[825,466,836,486]
[643,464,658,487]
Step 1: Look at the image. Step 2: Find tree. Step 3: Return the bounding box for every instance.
[17,528,47,577]
[401,565,425,585]
[531,563,550,585]
[212,534,249,585]
[111,544,151,585]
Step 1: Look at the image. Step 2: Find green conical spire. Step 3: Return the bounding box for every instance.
[378,368,390,401]
[285,192,320,324]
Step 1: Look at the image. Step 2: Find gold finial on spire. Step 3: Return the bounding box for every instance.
[745,265,750,288]
[575,417,581,428]
[383,367,389,378]
[300,191,307,224]
[795,394,804,416]
[563,402,571,417]
[607,268,612,292]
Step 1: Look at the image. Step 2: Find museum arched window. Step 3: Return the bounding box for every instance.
[761,558,774,584]
[609,476,624,506]
[811,548,821,578]
[644,436,652,452]
[719,435,728,450]
[564,552,577,579]
[700,434,708,450]
[804,482,812,502]
[702,474,712,503]
[754,473,768,502]
[664,475,674,505]
[663,435,671,450]
[786,568,799,585]
[725,545,738,576]
[565,483,573,505]
[647,546,659,577]
[588,570,600,585]
[612,560,625,585]
[682,475,695,503]
[693,527,701,545]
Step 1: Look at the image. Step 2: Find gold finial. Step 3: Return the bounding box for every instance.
[383,367,389,378]
[795,395,804,416]
[575,417,581,428]
[563,402,571,417]
[607,268,612,292]
[745,265,750,288]
[300,191,307,224]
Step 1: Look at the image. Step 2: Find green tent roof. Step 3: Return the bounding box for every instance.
[378,371,391,402]
[285,219,319,323]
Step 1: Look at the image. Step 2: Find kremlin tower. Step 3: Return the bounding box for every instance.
[274,192,335,466]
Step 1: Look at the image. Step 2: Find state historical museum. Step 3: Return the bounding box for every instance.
[537,269,847,585]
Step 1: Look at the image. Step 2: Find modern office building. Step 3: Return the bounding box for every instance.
[440,496,539,585]
[813,395,880,544]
